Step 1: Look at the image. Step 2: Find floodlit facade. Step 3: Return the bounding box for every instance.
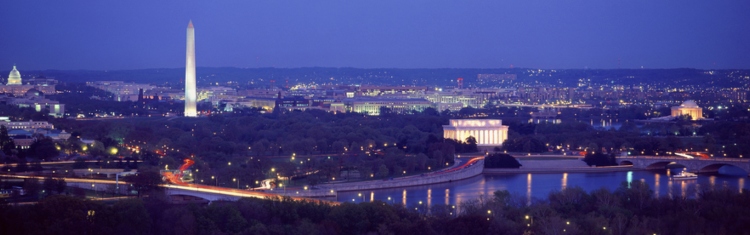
[86,81,155,101]
[344,98,432,116]
[184,20,197,117]
[0,65,55,96]
[671,100,703,120]
[7,65,22,85]
[443,119,509,146]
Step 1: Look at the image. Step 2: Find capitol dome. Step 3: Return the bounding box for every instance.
[680,100,699,108]
[7,65,22,85]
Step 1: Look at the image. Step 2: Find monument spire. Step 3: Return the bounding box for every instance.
[184,20,197,117]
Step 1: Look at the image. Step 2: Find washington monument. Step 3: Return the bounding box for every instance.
[184,20,197,117]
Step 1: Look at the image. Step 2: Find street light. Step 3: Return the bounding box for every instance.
[211,176,217,186]
[233,178,239,189]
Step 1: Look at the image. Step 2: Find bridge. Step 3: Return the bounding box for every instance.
[0,174,337,204]
[616,156,750,175]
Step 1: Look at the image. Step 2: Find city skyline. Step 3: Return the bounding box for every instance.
[1,1,749,70]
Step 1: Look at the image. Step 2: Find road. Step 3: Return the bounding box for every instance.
[0,173,337,204]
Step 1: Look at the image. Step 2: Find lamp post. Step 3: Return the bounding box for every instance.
[211,176,217,186]
[233,178,239,189]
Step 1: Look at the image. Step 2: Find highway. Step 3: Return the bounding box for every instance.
[0,160,143,167]
[0,173,337,204]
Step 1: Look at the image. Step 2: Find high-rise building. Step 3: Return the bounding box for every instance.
[184,20,197,117]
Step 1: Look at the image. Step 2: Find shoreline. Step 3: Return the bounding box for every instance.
[483,165,636,174]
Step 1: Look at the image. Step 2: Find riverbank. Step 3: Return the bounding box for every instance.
[483,165,635,174]
[484,159,634,174]
[291,158,485,196]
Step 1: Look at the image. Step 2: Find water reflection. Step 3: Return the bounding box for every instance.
[740,178,745,194]
[336,170,748,206]
[654,174,660,197]
[526,173,532,206]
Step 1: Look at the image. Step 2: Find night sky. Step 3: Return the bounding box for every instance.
[1,1,749,70]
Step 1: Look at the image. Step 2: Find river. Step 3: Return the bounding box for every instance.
[335,169,748,207]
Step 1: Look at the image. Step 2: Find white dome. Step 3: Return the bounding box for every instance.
[7,65,21,85]
[680,100,699,108]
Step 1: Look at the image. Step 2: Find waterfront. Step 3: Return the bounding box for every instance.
[336,169,748,207]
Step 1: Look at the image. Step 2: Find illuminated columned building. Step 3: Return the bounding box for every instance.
[671,100,703,120]
[443,119,509,146]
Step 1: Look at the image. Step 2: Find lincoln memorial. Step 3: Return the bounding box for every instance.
[443,119,509,146]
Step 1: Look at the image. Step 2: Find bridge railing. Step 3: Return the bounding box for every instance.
[616,156,748,162]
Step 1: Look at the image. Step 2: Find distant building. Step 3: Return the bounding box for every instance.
[477,74,516,85]
[198,86,238,104]
[671,100,703,120]
[443,119,509,147]
[275,92,313,111]
[344,98,432,116]
[0,119,54,130]
[233,97,277,112]
[0,91,65,117]
[0,65,56,96]
[7,65,22,85]
[0,117,63,149]
[87,81,155,102]
[358,86,427,97]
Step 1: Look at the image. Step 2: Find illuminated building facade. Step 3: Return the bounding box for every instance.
[184,20,197,117]
[344,98,432,116]
[87,81,155,101]
[0,65,56,96]
[443,119,509,146]
[7,65,22,85]
[671,100,703,120]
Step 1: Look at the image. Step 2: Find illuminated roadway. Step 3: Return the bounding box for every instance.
[0,174,338,204]
[0,155,485,204]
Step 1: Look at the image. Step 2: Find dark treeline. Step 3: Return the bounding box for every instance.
[484,153,522,168]
[45,108,474,187]
[2,182,749,235]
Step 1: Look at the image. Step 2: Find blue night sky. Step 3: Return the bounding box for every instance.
[1,0,749,70]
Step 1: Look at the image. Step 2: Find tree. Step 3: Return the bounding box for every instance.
[484,153,522,168]
[465,136,479,153]
[583,152,617,167]
[73,157,87,169]
[43,177,59,196]
[378,164,389,178]
[23,178,41,198]
[28,137,60,160]
[112,199,152,235]
[55,178,67,194]
[126,170,163,197]
[0,125,15,156]
[14,158,28,172]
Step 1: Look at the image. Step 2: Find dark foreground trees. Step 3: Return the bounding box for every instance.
[2,182,749,235]
[484,153,522,168]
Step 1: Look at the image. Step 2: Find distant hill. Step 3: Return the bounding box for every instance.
[11,67,750,88]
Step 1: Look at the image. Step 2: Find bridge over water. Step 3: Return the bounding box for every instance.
[616,156,750,175]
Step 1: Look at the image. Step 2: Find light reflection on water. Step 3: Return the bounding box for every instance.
[336,170,748,206]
